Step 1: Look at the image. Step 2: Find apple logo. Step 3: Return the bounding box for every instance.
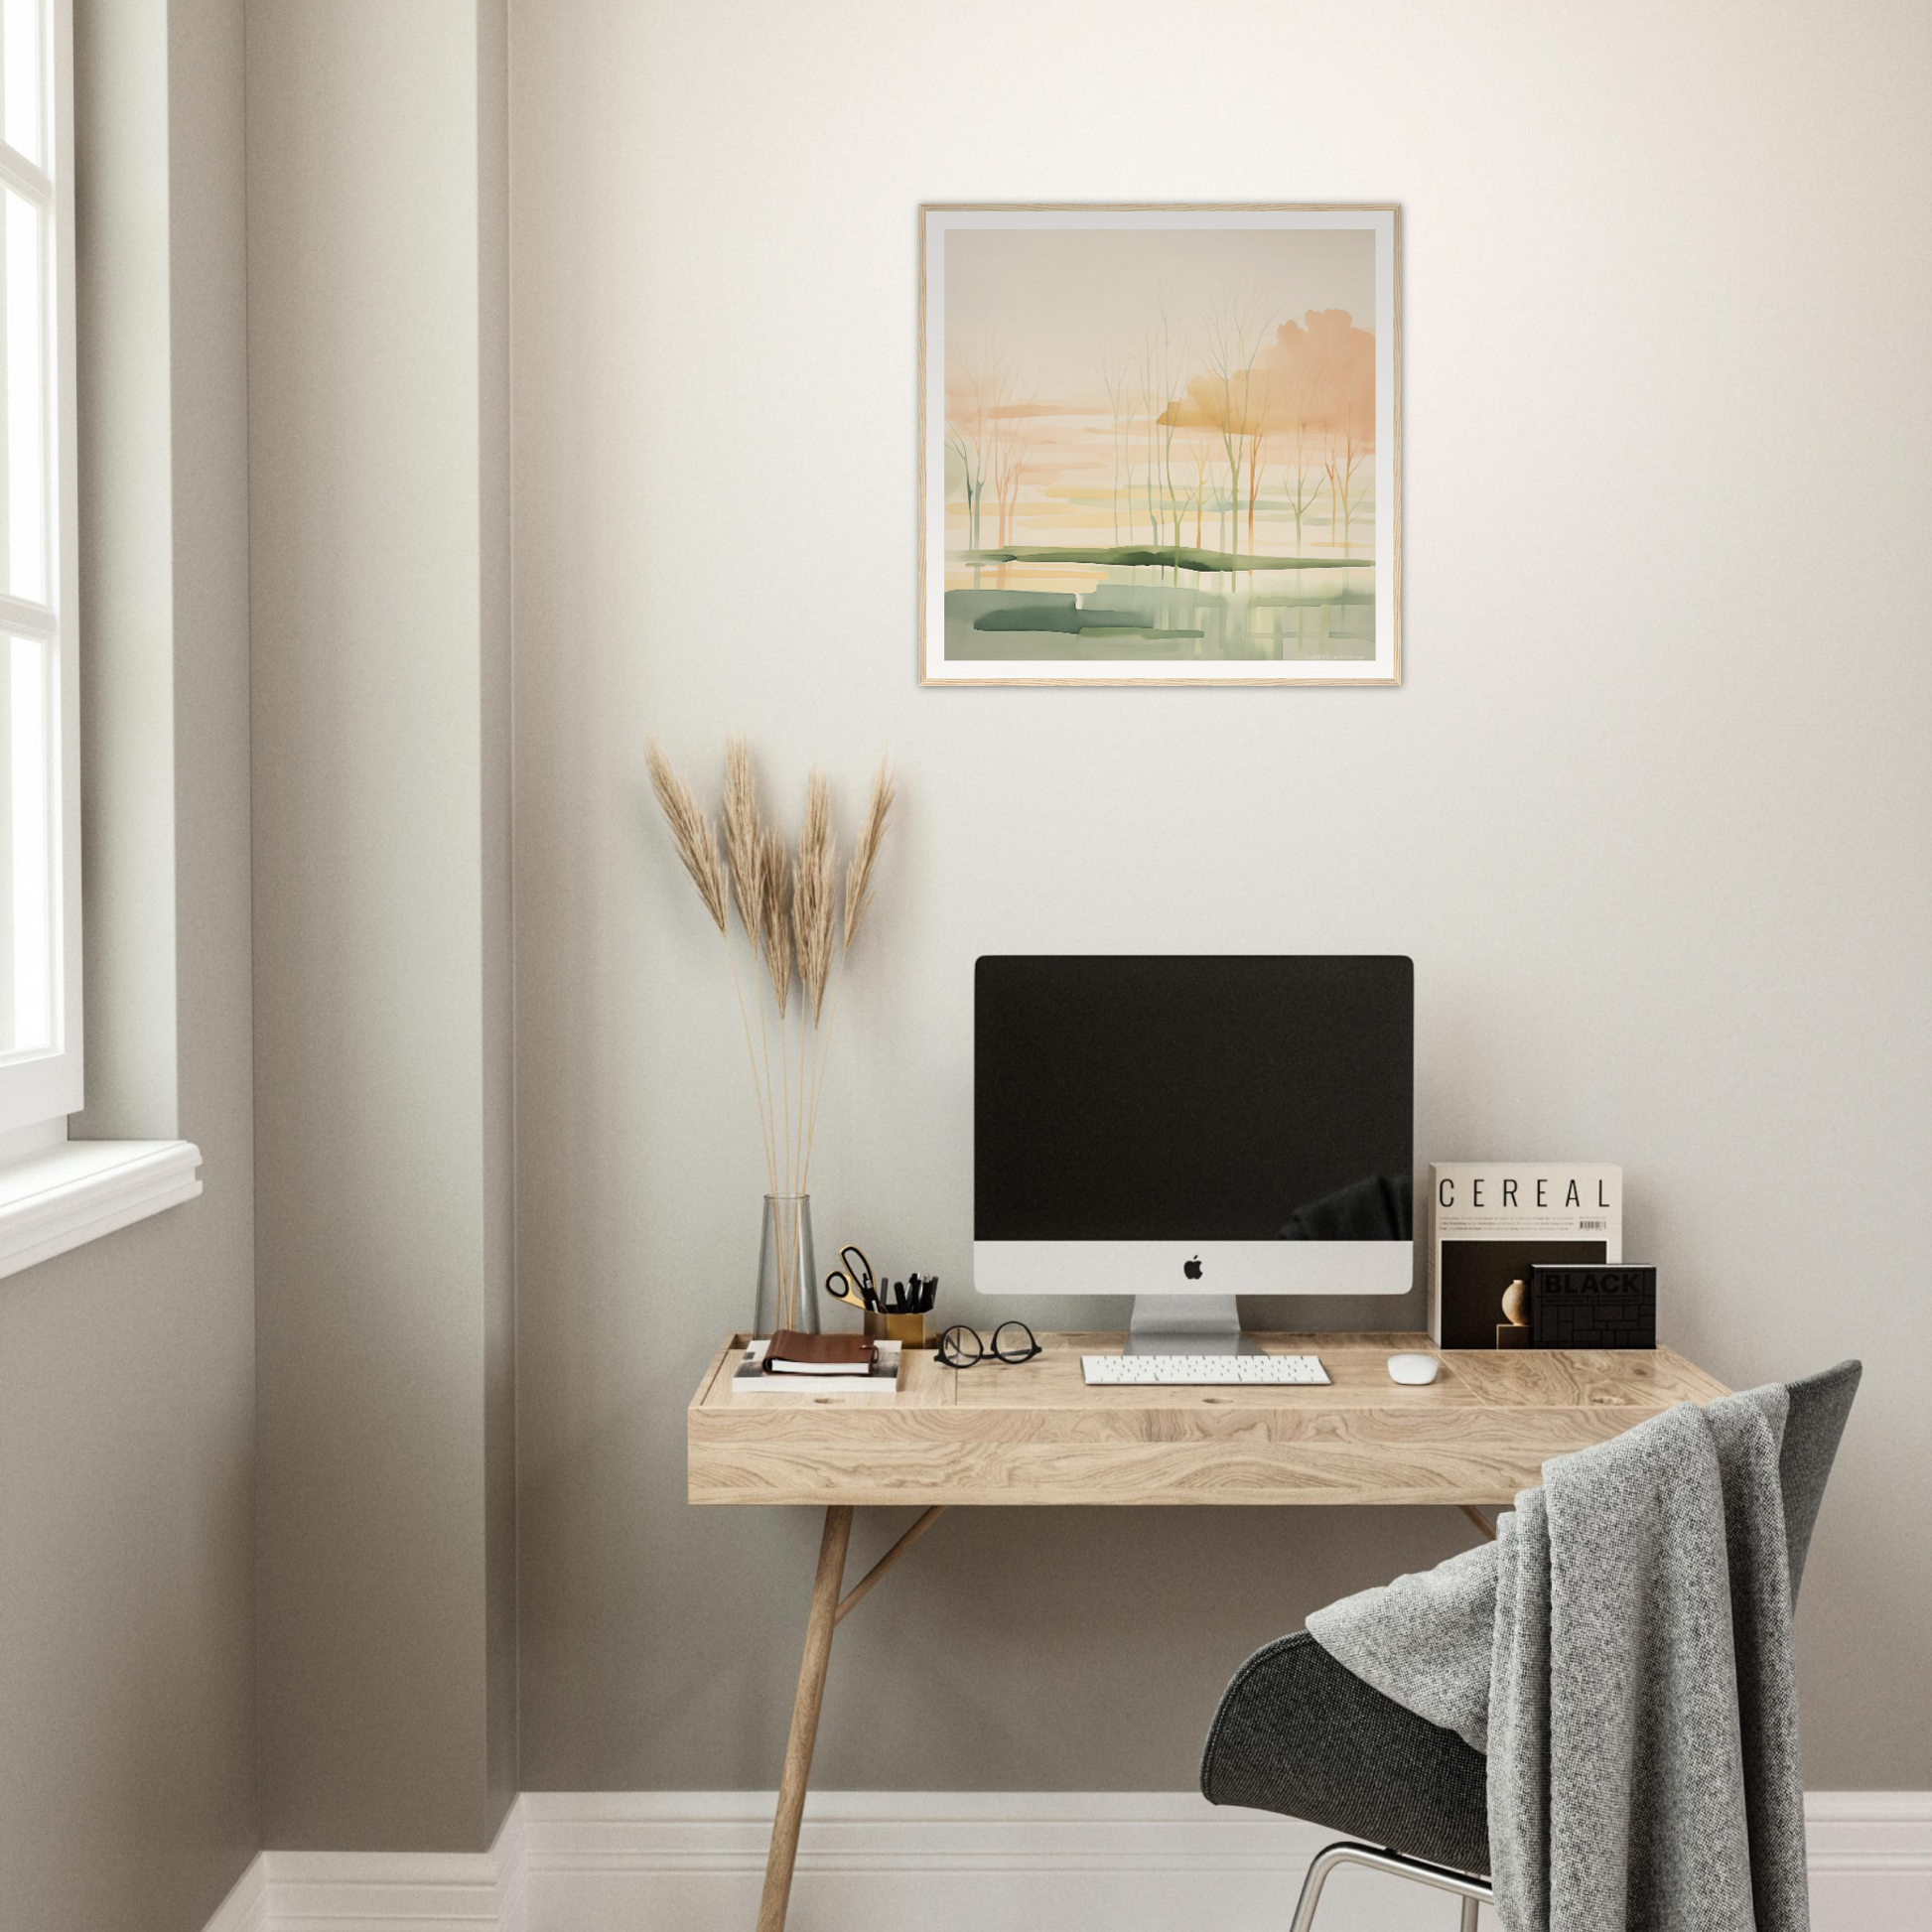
[1183,1255,1203,1280]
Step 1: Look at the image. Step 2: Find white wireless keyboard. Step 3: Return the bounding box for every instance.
[1081,1352,1329,1386]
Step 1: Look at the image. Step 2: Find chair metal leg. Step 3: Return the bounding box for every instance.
[1288,1841,1493,1932]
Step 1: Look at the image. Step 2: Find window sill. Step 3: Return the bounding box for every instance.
[0,1139,204,1282]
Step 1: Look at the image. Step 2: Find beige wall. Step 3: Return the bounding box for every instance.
[248,0,515,1853]
[0,0,258,1928]
[509,0,1932,1794]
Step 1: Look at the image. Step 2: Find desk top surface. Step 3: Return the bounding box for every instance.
[688,1331,1728,1508]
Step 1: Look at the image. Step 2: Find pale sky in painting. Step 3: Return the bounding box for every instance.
[944,226,1375,402]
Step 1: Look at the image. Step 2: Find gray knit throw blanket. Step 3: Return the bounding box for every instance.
[1307,1388,1809,1932]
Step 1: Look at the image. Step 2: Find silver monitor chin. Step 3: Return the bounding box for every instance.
[971,1240,1415,1354]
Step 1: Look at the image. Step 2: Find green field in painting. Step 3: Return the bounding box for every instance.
[944,582,1375,663]
[956,544,1371,575]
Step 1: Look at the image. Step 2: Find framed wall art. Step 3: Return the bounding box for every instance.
[919,205,1399,687]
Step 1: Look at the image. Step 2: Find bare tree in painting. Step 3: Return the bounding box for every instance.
[1257,309,1377,557]
[944,326,1000,587]
[1133,336,1158,552]
[1159,313,1191,583]
[1242,357,1274,565]
[1133,293,1189,580]
[1159,285,1273,579]
[1131,317,1165,553]
[988,393,1041,589]
[1190,431,1213,555]
[1327,319,1377,553]
[1266,316,1326,555]
[1100,353,1132,544]
[1205,287,1272,563]
[1277,455,1322,555]
[1287,309,1375,555]
[945,424,985,583]
[947,326,1041,587]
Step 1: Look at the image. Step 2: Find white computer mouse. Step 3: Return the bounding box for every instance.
[1387,1352,1442,1386]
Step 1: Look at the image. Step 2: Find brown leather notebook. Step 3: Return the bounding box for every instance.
[763,1329,878,1375]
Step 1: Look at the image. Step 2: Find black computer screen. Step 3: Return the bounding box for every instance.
[974,956,1414,1241]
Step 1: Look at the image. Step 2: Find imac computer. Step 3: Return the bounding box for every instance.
[973,955,1414,1354]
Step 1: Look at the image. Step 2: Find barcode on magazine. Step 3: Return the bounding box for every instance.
[1580,1218,1608,1230]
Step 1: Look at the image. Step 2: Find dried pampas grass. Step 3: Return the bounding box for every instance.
[645,741,727,935]
[759,827,793,1018]
[722,736,763,940]
[645,737,896,1224]
[844,759,896,949]
[793,773,836,1025]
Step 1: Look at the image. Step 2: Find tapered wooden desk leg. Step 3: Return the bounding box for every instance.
[1458,1504,1499,1542]
[757,1504,853,1932]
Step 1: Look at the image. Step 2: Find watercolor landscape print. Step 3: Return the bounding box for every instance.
[920,207,1399,686]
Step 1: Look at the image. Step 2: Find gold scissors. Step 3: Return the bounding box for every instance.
[824,1244,878,1312]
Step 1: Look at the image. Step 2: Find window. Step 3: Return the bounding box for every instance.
[0,0,76,1143]
[0,0,200,1272]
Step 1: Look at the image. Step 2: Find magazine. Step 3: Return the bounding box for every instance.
[1428,1164,1621,1349]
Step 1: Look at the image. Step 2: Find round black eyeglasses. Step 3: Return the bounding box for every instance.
[936,1320,1040,1368]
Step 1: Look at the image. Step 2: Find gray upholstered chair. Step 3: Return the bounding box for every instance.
[1200,1361,1862,1930]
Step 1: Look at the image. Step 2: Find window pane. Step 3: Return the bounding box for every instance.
[2,188,44,604]
[0,633,53,1055]
[1,0,41,167]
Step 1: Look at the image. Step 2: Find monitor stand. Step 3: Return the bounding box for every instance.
[1124,1294,1258,1356]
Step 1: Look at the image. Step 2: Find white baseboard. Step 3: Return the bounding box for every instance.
[201,1789,1932,1932]
[202,1809,527,1932]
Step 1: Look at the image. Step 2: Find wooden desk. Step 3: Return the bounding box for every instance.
[688,1330,1728,1931]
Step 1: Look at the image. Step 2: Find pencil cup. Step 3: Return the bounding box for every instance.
[866,1310,927,1348]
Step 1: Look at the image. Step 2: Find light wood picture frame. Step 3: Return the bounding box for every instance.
[918,204,1400,688]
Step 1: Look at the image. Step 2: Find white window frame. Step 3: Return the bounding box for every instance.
[0,0,79,1141]
[0,0,200,1278]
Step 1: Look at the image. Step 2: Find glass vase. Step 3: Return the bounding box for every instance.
[754,1193,818,1338]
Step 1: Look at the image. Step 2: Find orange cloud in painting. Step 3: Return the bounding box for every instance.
[1158,310,1376,558]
